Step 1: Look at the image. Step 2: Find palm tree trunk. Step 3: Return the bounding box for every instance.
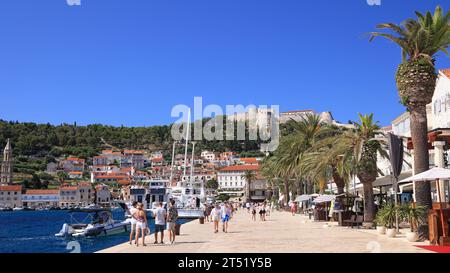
[298,180,304,195]
[284,179,290,207]
[307,179,314,194]
[332,169,345,195]
[410,106,432,239]
[246,179,251,203]
[362,182,375,223]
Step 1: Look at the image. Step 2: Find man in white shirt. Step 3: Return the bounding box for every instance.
[128,201,138,245]
[153,202,167,244]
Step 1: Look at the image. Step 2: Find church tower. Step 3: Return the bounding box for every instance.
[1,139,13,185]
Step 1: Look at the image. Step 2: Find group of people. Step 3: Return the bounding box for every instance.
[207,202,233,233]
[245,201,270,221]
[127,199,179,247]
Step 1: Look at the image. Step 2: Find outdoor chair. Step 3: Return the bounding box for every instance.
[343,215,356,227]
[344,215,364,228]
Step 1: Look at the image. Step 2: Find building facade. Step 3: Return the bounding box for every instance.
[0,185,22,208]
[22,189,59,208]
[217,165,261,198]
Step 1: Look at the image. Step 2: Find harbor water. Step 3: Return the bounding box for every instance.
[0,210,190,253]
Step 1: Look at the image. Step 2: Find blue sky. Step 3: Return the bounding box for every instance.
[0,0,448,127]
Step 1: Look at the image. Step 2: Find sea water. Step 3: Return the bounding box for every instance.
[0,210,189,253]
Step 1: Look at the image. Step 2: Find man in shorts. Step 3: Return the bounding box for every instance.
[221,203,231,233]
[153,202,167,244]
[166,199,178,244]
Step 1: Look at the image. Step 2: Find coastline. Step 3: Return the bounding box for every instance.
[97,210,431,253]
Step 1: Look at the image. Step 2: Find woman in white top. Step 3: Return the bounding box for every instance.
[210,204,221,233]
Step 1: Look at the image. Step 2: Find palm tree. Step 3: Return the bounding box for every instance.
[261,114,333,206]
[370,6,450,213]
[334,114,388,223]
[300,126,350,195]
[242,170,257,203]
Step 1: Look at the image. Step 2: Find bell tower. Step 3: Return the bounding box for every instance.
[1,139,13,185]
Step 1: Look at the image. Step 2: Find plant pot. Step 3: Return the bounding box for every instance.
[406,231,419,242]
[386,228,397,238]
[376,226,386,235]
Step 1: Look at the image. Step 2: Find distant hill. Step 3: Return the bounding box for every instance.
[0,118,268,164]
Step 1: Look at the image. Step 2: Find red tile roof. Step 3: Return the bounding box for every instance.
[118,180,131,185]
[123,150,144,155]
[60,186,78,191]
[239,158,259,164]
[0,185,22,191]
[219,165,260,172]
[66,157,85,163]
[94,174,129,179]
[440,69,450,79]
[25,189,59,195]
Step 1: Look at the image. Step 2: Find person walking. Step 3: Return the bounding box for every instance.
[261,202,267,221]
[251,204,257,221]
[153,202,167,244]
[291,201,298,216]
[166,199,178,244]
[210,204,221,233]
[246,202,250,213]
[266,202,271,217]
[134,203,148,247]
[128,201,138,245]
[221,203,231,233]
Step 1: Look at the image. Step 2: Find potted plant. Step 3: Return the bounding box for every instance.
[399,203,426,242]
[374,208,387,235]
[383,203,398,238]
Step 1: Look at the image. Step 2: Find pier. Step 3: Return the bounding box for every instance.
[98,210,431,253]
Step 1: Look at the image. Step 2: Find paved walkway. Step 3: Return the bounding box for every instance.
[98,209,431,253]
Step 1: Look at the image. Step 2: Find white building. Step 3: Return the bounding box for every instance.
[95,185,111,207]
[22,189,60,208]
[217,165,260,197]
[366,69,450,200]
[0,185,22,208]
[431,69,450,129]
[201,151,216,161]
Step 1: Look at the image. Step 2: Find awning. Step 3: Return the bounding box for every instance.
[372,170,413,187]
[295,194,311,202]
[313,195,335,203]
[400,167,450,183]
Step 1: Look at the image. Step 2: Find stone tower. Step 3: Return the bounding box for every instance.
[0,139,13,185]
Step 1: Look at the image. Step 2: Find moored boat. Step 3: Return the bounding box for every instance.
[55,208,130,238]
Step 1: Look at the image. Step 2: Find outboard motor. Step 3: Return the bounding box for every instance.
[55,223,71,237]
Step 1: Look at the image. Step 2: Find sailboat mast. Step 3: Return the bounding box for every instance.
[183,108,191,178]
[190,141,196,182]
[169,141,176,184]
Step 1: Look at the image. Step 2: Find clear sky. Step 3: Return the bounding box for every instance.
[0,0,448,127]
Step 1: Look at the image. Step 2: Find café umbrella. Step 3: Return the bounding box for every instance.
[400,167,450,240]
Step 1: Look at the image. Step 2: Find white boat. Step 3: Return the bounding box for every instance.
[12,207,23,211]
[55,209,131,237]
